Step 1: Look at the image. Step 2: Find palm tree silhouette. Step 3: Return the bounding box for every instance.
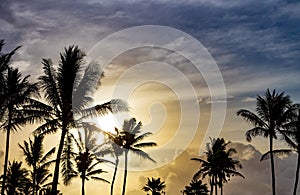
[142,177,166,195]
[0,66,44,195]
[237,89,291,195]
[260,103,300,195]
[0,40,46,195]
[115,118,157,195]
[62,126,110,195]
[183,178,209,195]
[19,135,55,195]
[192,138,244,195]
[36,45,128,194]
[0,160,30,195]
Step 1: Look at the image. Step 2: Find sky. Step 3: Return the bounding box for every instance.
[0,0,300,194]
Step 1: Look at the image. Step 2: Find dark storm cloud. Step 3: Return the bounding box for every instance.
[0,0,299,94]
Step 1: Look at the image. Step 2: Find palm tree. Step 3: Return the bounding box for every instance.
[192,138,244,195]
[36,45,128,194]
[237,89,291,195]
[0,66,45,195]
[260,103,300,195]
[0,40,44,195]
[0,39,21,96]
[117,118,157,195]
[61,126,110,195]
[19,135,55,195]
[183,179,209,195]
[0,160,30,195]
[142,177,166,195]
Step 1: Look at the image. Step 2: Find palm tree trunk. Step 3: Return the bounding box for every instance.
[210,177,213,195]
[33,166,36,195]
[293,153,300,195]
[111,156,119,195]
[1,111,12,195]
[122,151,128,195]
[214,176,218,195]
[269,133,276,195]
[82,176,85,195]
[51,127,67,195]
[220,183,223,195]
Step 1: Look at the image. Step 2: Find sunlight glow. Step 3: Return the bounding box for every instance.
[95,113,121,134]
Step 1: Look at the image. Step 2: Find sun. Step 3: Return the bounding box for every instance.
[94,113,121,134]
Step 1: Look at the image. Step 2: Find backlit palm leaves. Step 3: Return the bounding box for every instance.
[183,179,209,195]
[142,177,166,195]
[36,45,128,194]
[106,118,157,195]
[19,135,55,195]
[237,89,291,195]
[1,161,30,195]
[0,66,46,195]
[192,138,244,195]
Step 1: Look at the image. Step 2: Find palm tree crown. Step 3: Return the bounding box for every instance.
[183,178,209,195]
[142,177,166,195]
[19,135,55,195]
[192,138,244,195]
[36,45,128,194]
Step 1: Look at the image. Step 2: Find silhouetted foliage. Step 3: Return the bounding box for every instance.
[0,47,45,195]
[183,179,209,195]
[36,45,128,194]
[192,138,244,195]
[237,89,291,195]
[142,177,166,195]
[19,134,55,195]
[0,161,30,195]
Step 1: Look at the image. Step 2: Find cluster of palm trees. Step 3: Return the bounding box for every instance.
[0,40,157,195]
[237,89,300,195]
[1,39,300,195]
[188,138,244,195]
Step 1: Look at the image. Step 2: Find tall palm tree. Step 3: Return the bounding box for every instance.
[36,45,128,195]
[62,126,110,195]
[0,40,44,195]
[237,89,291,195]
[183,179,209,195]
[0,67,46,195]
[142,177,166,195]
[117,118,157,195]
[192,138,244,195]
[0,160,30,195]
[19,135,55,195]
[260,103,300,195]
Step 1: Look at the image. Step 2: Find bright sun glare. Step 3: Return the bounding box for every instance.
[94,113,120,134]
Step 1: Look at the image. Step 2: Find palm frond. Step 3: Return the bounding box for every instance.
[134,142,157,148]
[245,127,267,142]
[260,149,294,161]
[237,109,266,127]
[128,148,156,163]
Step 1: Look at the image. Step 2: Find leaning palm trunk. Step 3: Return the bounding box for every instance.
[214,176,218,195]
[269,132,276,195]
[293,153,300,195]
[122,151,129,195]
[111,157,119,195]
[209,177,213,195]
[51,127,67,195]
[1,115,11,195]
